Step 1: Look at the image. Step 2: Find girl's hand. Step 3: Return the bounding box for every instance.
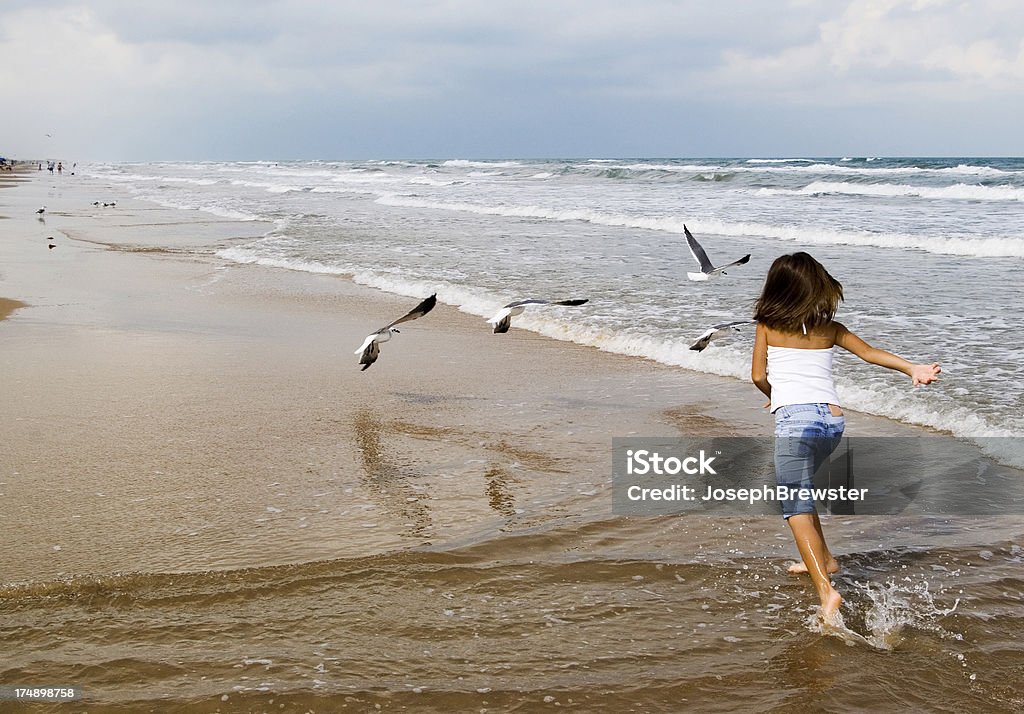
[911,362,941,386]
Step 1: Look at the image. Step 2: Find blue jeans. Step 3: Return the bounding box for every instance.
[773,403,846,519]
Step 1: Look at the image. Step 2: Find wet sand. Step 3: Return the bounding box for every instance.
[0,297,26,321]
[2,173,1021,712]
[0,176,746,580]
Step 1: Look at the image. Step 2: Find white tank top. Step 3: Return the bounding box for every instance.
[767,345,840,413]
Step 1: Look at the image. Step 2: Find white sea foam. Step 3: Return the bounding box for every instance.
[159,177,220,186]
[591,162,1016,178]
[408,177,461,187]
[746,158,816,163]
[327,174,403,185]
[374,194,1024,258]
[309,186,377,195]
[132,194,263,222]
[216,246,344,275]
[444,159,522,168]
[213,241,1024,458]
[761,181,1024,202]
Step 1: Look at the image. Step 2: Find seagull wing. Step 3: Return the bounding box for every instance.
[504,299,550,308]
[385,293,437,329]
[551,299,589,307]
[684,225,715,273]
[689,320,755,352]
[504,298,588,308]
[712,319,755,331]
[689,328,717,352]
[487,306,512,324]
[492,298,587,333]
[706,254,751,276]
[354,333,378,355]
[359,340,380,370]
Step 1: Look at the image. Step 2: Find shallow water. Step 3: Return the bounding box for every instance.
[3,519,1022,712]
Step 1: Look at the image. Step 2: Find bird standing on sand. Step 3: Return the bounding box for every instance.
[486,298,589,334]
[684,225,750,281]
[355,294,437,370]
[689,320,756,352]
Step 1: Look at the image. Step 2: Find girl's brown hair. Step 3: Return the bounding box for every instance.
[753,252,844,333]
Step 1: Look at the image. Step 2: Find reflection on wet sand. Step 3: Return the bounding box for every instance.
[352,407,577,534]
[484,464,518,518]
[352,408,434,541]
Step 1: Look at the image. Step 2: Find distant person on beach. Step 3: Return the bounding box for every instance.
[57,162,62,174]
[750,252,940,623]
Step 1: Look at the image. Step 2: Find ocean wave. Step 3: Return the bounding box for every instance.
[441,289,1024,453]
[693,172,734,182]
[216,246,343,275]
[212,245,1023,454]
[159,177,220,186]
[746,158,817,163]
[373,194,1024,258]
[574,162,1017,178]
[761,181,1024,202]
[309,186,378,196]
[132,194,264,222]
[408,177,463,187]
[444,159,522,168]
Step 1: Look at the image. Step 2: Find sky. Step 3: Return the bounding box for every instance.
[2,0,1023,160]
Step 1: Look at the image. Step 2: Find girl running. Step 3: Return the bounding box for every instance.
[750,252,940,621]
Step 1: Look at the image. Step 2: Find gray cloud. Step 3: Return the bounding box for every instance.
[2,0,1021,159]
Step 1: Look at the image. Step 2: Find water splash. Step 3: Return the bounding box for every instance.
[809,578,960,649]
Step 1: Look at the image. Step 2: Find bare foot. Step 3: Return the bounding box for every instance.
[820,588,842,623]
[788,558,840,575]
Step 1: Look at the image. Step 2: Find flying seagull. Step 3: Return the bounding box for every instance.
[36,206,45,215]
[486,298,589,334]
[684,225,750,281]
[689,320,756,352]
[355,294,437,370]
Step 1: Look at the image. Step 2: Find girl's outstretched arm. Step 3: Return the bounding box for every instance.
[751,323,772,399]
[834,322,941,385]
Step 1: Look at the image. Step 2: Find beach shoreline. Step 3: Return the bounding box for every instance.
[0,169,995,581]
[2,170,1021,712]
